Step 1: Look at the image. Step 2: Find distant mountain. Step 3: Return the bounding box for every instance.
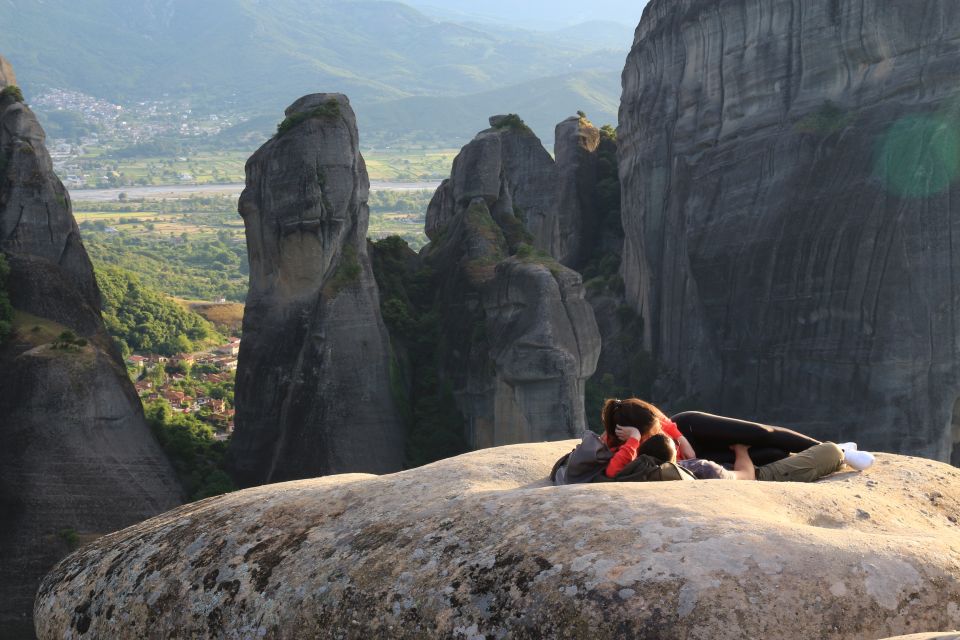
[0,0,629,116]
[357,70,622,147]
[0,0,635,147]
[406,0,647,29]
[215,69,621,149]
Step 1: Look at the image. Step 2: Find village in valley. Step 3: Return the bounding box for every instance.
[127,336,240,441]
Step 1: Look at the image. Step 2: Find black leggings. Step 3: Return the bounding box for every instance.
[671,411,821,466]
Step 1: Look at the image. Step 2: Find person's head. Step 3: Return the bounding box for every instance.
[638,433,677,463]
[600,398,665,447]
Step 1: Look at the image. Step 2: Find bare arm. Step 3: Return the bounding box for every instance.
[678,436,696,459]
[729,444,756,481]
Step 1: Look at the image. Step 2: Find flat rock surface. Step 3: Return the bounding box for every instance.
[35,444,960,639]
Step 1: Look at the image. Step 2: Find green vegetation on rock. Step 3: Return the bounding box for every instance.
[276,99,341,137]
[0,85,24,103]
[325,243,362,297]
[144,400,236,501]
[371,236,470,468]
[96,265,224,356]
[492,114,533,135]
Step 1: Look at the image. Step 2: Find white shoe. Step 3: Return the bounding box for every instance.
[839,442,858,453]
[844,450,875,471]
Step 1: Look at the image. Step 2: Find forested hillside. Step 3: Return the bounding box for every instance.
[96,265,224,356]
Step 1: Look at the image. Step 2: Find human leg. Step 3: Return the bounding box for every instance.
[755,442,844,482]
[672,411,821,455]
[692,446,789,466]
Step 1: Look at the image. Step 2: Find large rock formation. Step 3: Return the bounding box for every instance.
[426,114,606,270]
[229,93,405,486]
[619,0,960,460]
[0,63,182,637]
[34,442,960,639]
[413,116,602,448]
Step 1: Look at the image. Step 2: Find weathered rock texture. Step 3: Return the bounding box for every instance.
[418,117,602,447]
[229,93,404,486]
[426,114,604,269]
[0,55,15,89]
[35,443,960,639]
[619,0,960,460]
[0,66,181,637]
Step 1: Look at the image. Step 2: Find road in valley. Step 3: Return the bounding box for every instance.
[69,181,442,202]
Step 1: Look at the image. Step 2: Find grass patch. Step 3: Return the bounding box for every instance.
[186,301,245,334]
[276,99,341,137]
[11,310,69,347]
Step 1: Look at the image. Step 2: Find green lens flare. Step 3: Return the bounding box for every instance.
[875,115,960,198]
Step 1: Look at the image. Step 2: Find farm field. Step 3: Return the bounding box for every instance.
[66,148,459,189]
[74,190,432,305]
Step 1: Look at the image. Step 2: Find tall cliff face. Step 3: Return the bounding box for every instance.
[619,0,960,460]
[416,117,602,449]
[230,94,405,486]
[0,61,182,637]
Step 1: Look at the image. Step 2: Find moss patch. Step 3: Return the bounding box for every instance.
[0,85,24,103]
[324,243,362,297]
[492,114,533,135]
[276,99,341,137]
[795,100,853,135]
[514,242,562,276]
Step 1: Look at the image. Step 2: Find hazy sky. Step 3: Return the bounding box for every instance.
[406,0,649,29]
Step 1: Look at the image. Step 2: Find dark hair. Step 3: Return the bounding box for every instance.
[600,398,663,448]
[638,433,676,463]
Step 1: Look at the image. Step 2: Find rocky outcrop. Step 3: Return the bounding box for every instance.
[619,0,960,461]
[0,65,181,637]
[426,114,605,269]
[229,93,404,486]
[0,55,15,89]
[34,443,960,639]
[413,118,602,448]
[554,115,601,270]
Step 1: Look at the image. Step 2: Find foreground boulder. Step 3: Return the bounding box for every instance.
[35,444,960,639]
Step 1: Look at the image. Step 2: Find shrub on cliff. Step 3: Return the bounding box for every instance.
[492,114,533,134]
[0,85,23,103]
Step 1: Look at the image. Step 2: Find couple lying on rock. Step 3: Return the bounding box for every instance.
[552,398,875,484]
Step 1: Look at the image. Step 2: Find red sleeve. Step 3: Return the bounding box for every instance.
[660,420,682,440]
[605,437,640,478]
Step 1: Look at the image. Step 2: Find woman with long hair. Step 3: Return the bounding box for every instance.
[600,398,875,472]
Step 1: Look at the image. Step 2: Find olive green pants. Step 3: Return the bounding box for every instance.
[755,442,844,482]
